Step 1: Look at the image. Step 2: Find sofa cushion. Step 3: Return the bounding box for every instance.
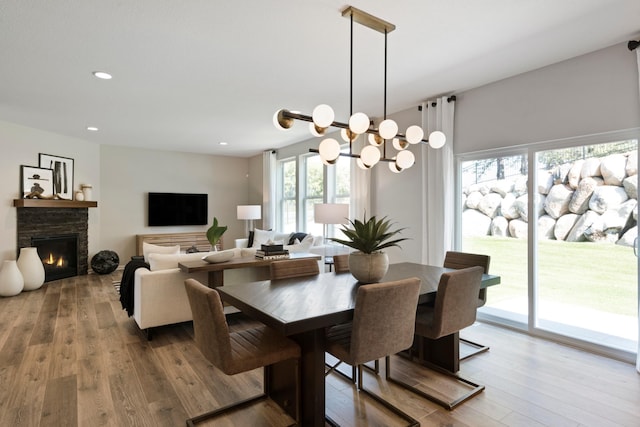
[143,242,180,262]
[148,251,213,271]
[288,232,307,245]
[251,228,275,248]
[285,234,314,253]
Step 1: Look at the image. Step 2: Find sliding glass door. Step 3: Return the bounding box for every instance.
[458,136,638,357]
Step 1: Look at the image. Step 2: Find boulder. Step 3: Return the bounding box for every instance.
[566,210,602,242]
[500,193,520,220]
[626,150,637,176]
[552,163,572,185]
[465,191,483,209]
[622,174,637,200]
[600,199,637,231]
[513,194,529,222]
[554,213,580,241]
[580,157,601,179]
[567,159,584,189]
[600,154,627,186]
[568,177,602,214]
[617,225,638,247]
[508,219,528,239]
[544,184,573,219]
[477,192,503,218]
[537,171,554,195]
[491,180,514,197]
[491,216,509,237]
[462,209,491,237]
[538,215,556,240]
[513,175,528,196]
[588,185,629,214]
[467,182,489,195]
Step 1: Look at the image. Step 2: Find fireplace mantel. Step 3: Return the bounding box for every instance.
[13,199,97,208]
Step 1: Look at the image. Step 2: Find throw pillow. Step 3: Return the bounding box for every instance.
[148,251,205,271]
[142,242,180,262]
[202,249,234,264]
[247,230,255,248]
[251,228,275,248]
[288,232,307,245]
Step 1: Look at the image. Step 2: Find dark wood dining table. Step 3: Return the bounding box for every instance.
[217,262,500,427]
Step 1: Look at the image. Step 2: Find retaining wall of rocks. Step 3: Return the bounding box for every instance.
[462,151,638,247]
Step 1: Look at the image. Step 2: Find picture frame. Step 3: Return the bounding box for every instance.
[21,166,54,199]
[39,153,74,200]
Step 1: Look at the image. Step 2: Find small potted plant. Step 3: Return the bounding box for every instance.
[329,214,408,283]
[206,217,227,251]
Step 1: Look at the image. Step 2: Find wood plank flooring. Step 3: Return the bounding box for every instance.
[0,272,638,426]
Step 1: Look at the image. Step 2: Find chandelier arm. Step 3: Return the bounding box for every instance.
[308,148,396,162]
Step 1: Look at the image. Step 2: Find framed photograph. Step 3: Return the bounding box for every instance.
[39,153,74,200]
[21,166,54,199]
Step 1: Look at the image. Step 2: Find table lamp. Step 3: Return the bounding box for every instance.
[237,205,261,236]
[314,203,349,248]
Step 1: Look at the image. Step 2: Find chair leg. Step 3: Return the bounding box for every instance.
[459,337,489,361]
[356,364,420,427]
[385,355,485,411]
[186,393,268,426]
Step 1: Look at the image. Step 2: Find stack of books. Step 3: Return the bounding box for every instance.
[255,244,290,260]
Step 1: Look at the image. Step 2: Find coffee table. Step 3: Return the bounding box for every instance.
[178,252,322,287]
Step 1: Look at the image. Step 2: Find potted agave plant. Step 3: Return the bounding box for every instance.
[329,214,408,283]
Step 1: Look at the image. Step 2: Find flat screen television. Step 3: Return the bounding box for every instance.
[148,192,208,226]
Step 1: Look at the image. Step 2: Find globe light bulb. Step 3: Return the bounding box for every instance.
[428,130,446,148]
[378,119,398,139]
[389,161,402,173]
[396,149,415,169]
[356,158,371,170]
[273,109,293,130]
[368,133,383,146]
[392,138,408,151]
[309,122,325,137]
[360,145,381,167]
[318,138,340,164]
[341,128,357,143]
[312,104,335,128]
[405,125,424,144]
[349,112,370,134]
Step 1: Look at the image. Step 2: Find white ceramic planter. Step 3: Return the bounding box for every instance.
[17,247,45,291]
[348,251,389,283]
[0,260,24,297]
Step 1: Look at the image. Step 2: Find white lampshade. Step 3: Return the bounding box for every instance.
[237,205,261,220]
[349,112,370,134]
[360,145,381,167]
[405,125,424,144]
[379,119,398,139]
[318,138,341,163]
[314,203,349,224]
[396,150,415,169]
[312,104,335,128]
[428,130,446,148]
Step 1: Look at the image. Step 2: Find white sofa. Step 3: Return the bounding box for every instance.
[133,248,270,338]
[234,229,326,256]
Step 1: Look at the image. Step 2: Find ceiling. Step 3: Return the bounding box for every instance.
[1,0,639,158]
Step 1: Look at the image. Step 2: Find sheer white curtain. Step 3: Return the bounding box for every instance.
[262,150,277,230]
[420,97,455,266]
[350,157,370,221]
[635,50,640,373]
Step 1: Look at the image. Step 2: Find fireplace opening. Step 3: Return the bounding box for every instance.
[30,234,78,282]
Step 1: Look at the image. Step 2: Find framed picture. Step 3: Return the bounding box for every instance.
[39,153,74,200]
[21,166,54,199]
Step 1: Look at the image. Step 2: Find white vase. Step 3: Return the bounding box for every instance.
[17,247,45,291]
[0,260,24,297]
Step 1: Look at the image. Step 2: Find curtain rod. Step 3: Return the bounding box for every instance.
[629,40,640,51]
[417,95,456,111]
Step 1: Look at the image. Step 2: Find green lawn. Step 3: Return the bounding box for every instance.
[464,236,638,316]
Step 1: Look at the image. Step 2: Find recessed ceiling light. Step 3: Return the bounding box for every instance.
[87,126,99,131]
[92,71,112,80]
[219,142,228,146]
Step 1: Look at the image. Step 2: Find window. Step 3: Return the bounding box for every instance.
[279,158,297,233]
[303,154,324,235]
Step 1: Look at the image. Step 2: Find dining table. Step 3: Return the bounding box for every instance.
[217,261,500,427]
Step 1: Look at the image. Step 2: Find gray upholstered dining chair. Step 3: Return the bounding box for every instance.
[270,258,320,280]
[324,277,421,427]
[443,251,491,359]
[386,266,485,410]
[183,278,301,426]
[332,254,350,273]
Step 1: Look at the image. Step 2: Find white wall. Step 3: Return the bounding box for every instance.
[0,120,101,260]
[100,145,251,260]
[455,43,640,153]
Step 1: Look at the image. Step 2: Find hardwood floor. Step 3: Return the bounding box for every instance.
[0,272,638,426]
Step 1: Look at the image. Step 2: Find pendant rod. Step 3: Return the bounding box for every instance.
[309,148,395,163]
[349,11,354,156]
[383,28,388,159]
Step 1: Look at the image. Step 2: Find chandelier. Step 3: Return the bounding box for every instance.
[273,6,446,173]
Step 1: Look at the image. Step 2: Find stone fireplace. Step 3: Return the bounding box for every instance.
[16,207,89,281]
